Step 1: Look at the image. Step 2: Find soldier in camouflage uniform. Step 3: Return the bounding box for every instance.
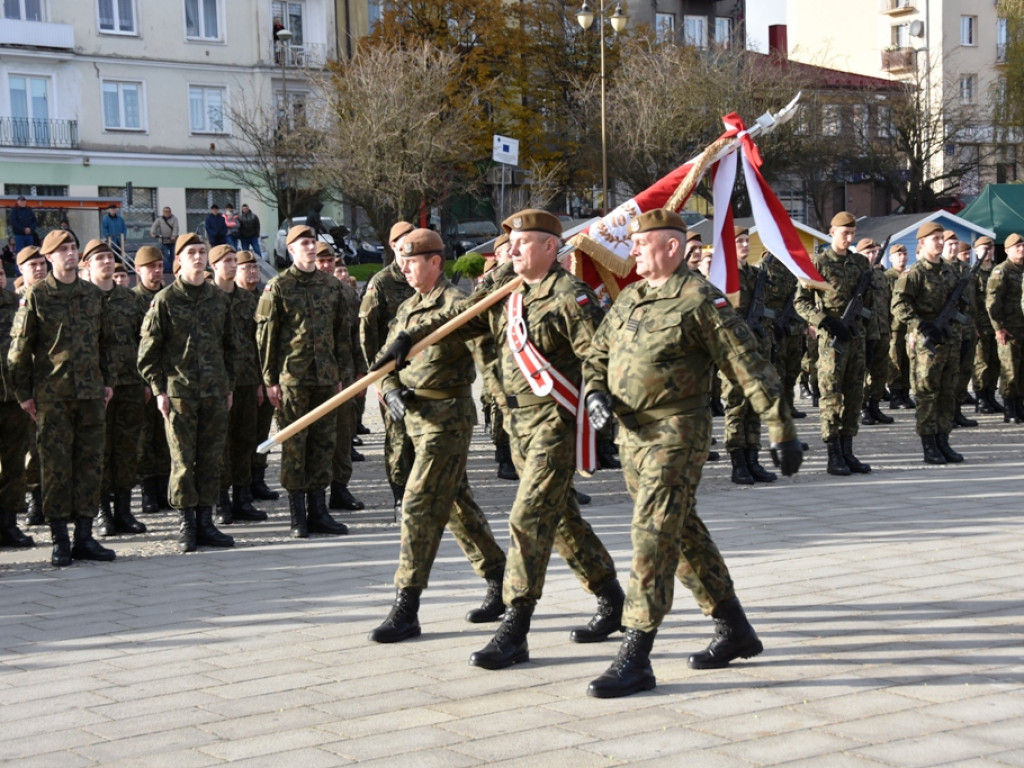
[892,222,965,463]
[971,236,1003,413]
[83,239,148,538]
[857,239,895,427]
[16,245,48,527]
[366,229,507,643]
[485,234,518,481]
[946,239,979,427]
[885,244,915,410]
[209,245,267,526]
[581,209,803,698]
[257,225,351,538]
[761,248,806,422]
[986,233,1024,424]
[794,211,872,476]
[359,221,416,515]
[8,229,116,567]
[138,233,236,552]
[0,266,35,548]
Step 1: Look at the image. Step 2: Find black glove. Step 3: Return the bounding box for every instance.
[918,321,944,346]
[819,315,851,343]
[585,391,613,432]
[383,388,414,421]
[770,439,803,476]
[370,331,412,372]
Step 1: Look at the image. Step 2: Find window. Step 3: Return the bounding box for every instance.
[185,0,220,40]
[683,15,707,49]
[99,185,156,242]
[960,15,976,46]
[186,188,238,234]
[998,17,1008,62]
[8,74,50,146]
[368,0,381,32]
[715,17,732,49]
[821,104,841,137]
[274,91,306,131]
[655,13,674,43]
[102,81,144,130]
[188,85,225,133]
[875,105,894,139]
[3,0,42,21]
[5,183,68,196]
[851,104,867,143]
[891,23,910,48]
[960,74,977,104]
[98,0,135,34]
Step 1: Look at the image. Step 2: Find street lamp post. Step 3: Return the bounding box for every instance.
[577,0,626,214]
[276,28,293,218]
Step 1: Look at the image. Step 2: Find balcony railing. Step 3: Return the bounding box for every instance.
[997,42,1008,63]
[879,0,915,13]
[272,42,328,69]
[0,18,74,48]
[0,117,79,149]
[881,47,916,72]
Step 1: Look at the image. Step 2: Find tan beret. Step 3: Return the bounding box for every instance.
[503,209,562,238]
[942,229,958,242]
[172,258,181,275]
[687,231,703,244]
[81,238,113,261]
[974,235,993,247]
[334,257,347,268]
[236,250,256,265]
[134,245,163,268]
[175,233,202,254]
[493,232,510,251]
[956,241,971,254]
[389,221,415,244]
[113,262,126,274]
[628,209,687,236]
[855,238,879,252]
[16,245,41,265]
[40,229,73,254]
[286,225,315,246]
[1005,233,1024,248]
[14,276,24,290]
[890,244,908,254]
[733,226,749,238]
[208,244,236,264]
[916,221,944,240]
[315,241,334,257]
[830,211,856,228]
[399,228,445,257]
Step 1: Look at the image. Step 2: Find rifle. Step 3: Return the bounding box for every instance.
[923,256,983,354]
[773,294,798,339]
[829,234,890,353]
[746,254,775,337]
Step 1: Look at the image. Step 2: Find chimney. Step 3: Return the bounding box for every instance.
[768,24,788,59]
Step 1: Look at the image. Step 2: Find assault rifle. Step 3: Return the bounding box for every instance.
[923,256,983,354]
[773,294,798,339]
[746,254,775,337]
[830,235,890,353]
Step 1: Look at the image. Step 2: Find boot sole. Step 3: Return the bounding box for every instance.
[368,625,421,644]
[688,639,764,670]
[469,645,529,670]
[587,674,656,699]
[465,609,505,624]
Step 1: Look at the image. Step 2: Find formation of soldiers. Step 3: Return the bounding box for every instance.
[1,205,1021,699]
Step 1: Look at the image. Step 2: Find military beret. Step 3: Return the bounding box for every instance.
[733,226,749,238]
[208,244,236,264]
[236,250,256,265]
[134,245,163,268]
[1005,233,1024,248]
[315,241,334,257]
[389,221,415,243]
[494,232,510,251]
[942,229,958,242]
[286,225,315,245]
[81,238,113,261]
[687,231,703,244]
[628,209,687,236]
[916,221,944,240]
[334,257,347,268]
[40,229,73,254]
[400,228,445,257]
[175,233,202,254]
[172,258,181,275]
[114,262,126,274]
[855,238,879,252]
[14,276,24,290]
[890,243,908,255]
[503,209,562,238]
[830,211,856,228]
[16,245,41,265]
[956,241,971,254]
[973,235,993,247]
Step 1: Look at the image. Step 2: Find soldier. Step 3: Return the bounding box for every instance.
[857,238,895,426]
[112,263,131,288]
[761,249,807,420]
[684,232,703,272]
[582,209,802,698]
[794,211,872,476]
[367,228,508,642]
[886,244,916,410]
[209,245,267,526]
[83,239,148,537]
[256,225,351,538]
[7,229,116,567]
[971,236,1003,413]
[986,233,1024,424]
[946,240,979,428]
[137,233,236,552]
[16,245,48,527]
[892,222,965,463]
[0,266,35,548]
[486,234,518,481]
[374,210,624,670]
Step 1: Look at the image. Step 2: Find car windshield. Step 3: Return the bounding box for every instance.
[282,216,339,231]
[457,220,500,237]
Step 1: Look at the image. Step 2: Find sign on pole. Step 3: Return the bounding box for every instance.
[492,135,519,166]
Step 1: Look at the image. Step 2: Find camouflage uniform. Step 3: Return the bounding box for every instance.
[0,288,32,521]
[973,263,1000,393]
[221,286,261,490]
[138,278,234,508]
[134,282,171,494]
[949,259,978,406]
[864,266,892,401]
[886,268,912,400]
[584,265,795,631]
[8,274,110,521]
[762,255,804,416]
[985,259,1024,399]
[332,278,364,489]
[892,259,959,435]
[380,276,505,590]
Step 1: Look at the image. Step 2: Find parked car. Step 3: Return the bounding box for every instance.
[353,227,387,263]
[274,215,343,266]
[446,218,501,258]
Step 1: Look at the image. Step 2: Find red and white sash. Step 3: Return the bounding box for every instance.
[506,292,596,474]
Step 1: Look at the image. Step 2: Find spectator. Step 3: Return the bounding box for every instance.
[306,202,326,237]
[59,218,80,249]
[150,206,180,272]
[237,204,262,258]
[1,237,16,277]
[100,204,128,245]
[223,204,240,249]
[7,196,38,251]
[205,204,228,247]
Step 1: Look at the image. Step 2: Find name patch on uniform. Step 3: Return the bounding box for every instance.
[576,294,590,306]
[713,297,728,308]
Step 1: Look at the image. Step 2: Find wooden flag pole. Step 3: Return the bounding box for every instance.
[257,274,524,453]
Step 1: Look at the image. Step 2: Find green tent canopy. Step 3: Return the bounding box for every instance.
[960,184,1024,243]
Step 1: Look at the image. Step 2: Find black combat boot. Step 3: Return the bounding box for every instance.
[141,477,161,515]
[936,433,964,463]
[389,481,404,521]
[214,489,232,525]
[729,450,755,485]
[329,481,365,511]
[861,403,878,426]
[232,485,268,521]
[596,437,621,470]
[177,508,198,552]
[357,423,370,435]
[113,491,147,534]
[586,629,658,699]
[1005,397,1024,424]
[840,435,871,473]
[710,397,725,417]
[70,516,117,562]
[469,604,534,670]
[953,405,978,428]
[306,489,348,535]
[977,389,1000,414]
[904,391,917,409]
[350,447,365,462]
[25,487,44,526]
[50,519,71,567]
[250,466,280,500]
[368,588,422,643]
[987,389,1005,413]
[707,450,720,462]
[921,435,946,465]
[466,568,505,623]
[570,579,625,643]
[96,494,116,537]
[810,381,820,408]
[962,391,977,406]
[157,475,171,509]
[746,448,777,483]
[688,597,763,670]
[495,444,518,481]
[196,506,234,548]
[869,399,894,424]
[576,489,592,506]
[0,510,35,548]
[288,492,308,539]
[825,438,851,476]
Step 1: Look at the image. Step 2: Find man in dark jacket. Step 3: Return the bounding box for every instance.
[205,205,228,247]
[8,196,37,252]
[237,204,262,257]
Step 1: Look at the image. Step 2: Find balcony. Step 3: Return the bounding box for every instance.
[0,117,79,149]
[272,43,328,69]
[997,42,1008,64]
[881,47,917,72]
[879,0,915,14]
[0,18,74,49]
